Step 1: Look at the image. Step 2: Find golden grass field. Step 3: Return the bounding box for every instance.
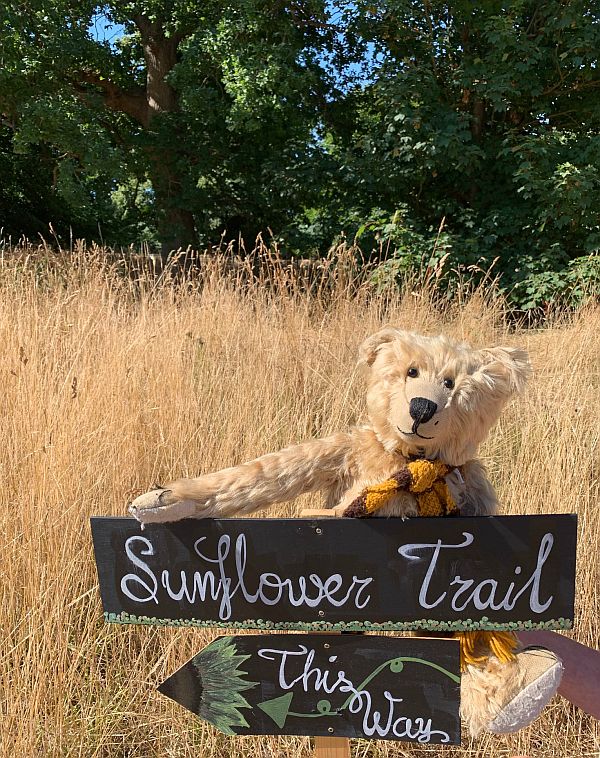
[0,243,598,757]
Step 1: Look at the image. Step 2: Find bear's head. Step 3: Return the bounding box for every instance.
[360,328,531,465]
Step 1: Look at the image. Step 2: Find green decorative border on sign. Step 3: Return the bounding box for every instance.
[105,611,573,632]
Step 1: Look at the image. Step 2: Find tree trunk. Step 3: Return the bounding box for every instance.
[471,97,485,142]
[136,18,198,257]
[79,16,197,253]
[74,15,198,258]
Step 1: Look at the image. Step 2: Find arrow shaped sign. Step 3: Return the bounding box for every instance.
[158,634,461,744]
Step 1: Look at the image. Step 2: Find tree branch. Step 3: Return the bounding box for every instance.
[73,71,148,126]
[287,3,345,33]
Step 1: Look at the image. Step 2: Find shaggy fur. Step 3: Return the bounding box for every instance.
[130,328,530,522]
[461,656,526,735]
[130,327,548,736]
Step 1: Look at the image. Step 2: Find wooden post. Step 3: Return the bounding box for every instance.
[301,508,352,758]
[312,737,352,758]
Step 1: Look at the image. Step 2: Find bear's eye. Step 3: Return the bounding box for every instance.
[407,367,419,378]
[443,377,455,390]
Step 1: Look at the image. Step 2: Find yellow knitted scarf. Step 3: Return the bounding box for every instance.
[342,459,458,518]
[342,458,519,671]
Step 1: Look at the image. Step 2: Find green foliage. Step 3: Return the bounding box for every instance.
[0,123,107,239]
[512,252,600,312]
[321,0,600,310]
[1,0,336,250]
[366,206,600,313]
[0,1,599,311]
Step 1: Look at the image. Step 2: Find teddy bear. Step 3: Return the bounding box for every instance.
[130,327,563,736]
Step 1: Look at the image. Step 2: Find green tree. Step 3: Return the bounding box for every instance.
[319,0,600,306]
[0,1,337,253]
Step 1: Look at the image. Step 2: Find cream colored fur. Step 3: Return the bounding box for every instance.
[130,328,530,522]
[130,328,556,736]
[461,656,526,736]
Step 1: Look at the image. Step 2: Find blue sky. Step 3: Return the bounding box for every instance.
[89,10,124,48]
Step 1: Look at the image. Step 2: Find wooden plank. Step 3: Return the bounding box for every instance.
[303,509,351,758]
[157,633,460,744]
[91,514,577,632]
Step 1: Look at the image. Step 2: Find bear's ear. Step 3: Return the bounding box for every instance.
[359,327,408,366]
[475,346,532,397]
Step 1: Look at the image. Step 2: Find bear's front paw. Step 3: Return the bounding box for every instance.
[487,646,563,734]
[129,488,198,525]
[460,648,563,737]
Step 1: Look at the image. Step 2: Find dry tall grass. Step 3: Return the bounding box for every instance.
[0,243,598,758]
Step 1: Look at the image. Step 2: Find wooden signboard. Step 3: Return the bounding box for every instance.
[91,514,576,632]
[158,634,461,744]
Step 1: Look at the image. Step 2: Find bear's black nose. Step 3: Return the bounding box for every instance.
[409,397,438,425]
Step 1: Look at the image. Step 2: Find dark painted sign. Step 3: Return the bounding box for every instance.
[91,515,576,632]
[158,634,461,743]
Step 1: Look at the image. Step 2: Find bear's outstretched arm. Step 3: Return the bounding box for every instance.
[129,432,353,524]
